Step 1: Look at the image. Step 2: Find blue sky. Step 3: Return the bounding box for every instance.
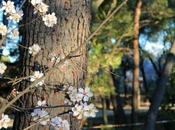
[0,0,22,63]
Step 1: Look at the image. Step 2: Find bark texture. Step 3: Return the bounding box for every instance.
[13,0,91,130]
[145,43,175,130]
[132,0,142,122]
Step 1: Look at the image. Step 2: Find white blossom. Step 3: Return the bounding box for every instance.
[2,0,16,15]
[67,86,93,103]
[72,103,98,119]
[7,10,23,22]
[31,109,49,125]
[50,117,70,130]
[83,103,98,118]
[0,62,7,74]
[12,29,19,37]
[61,120,70,130]
[78,87,93,102]
[30,71,44,86]
[67,87,81,103]
[42,12,57,27]
[35,2,48,14]
[29,44,41,56]
[31,0,42,6]
[75,93,84,102]
[67,86,74,94]
[72,104,84,119]
[69,93,76,103]
[0,114,11,129]
[37,100,46,106]
[31,100,49,125]
[50,116,62,127]
[0,23,7,36]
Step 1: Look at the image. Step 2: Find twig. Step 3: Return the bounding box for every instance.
[86,0,128,42]
[15,105,73,111]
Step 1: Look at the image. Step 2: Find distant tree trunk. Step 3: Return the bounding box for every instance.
[132,0,142,122]
[110,67,126,124]
[13,0,91,130]
[145,42,175,130]
[102,97,108,125]
[140,58,148,94]
[148,56,161,77]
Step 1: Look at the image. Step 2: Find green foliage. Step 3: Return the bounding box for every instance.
[161,66,175,110]
[88,0,134,97]
[0,55,10,63]
[87,39,122,96]
[89,0,175,99]
[90,69,115,97]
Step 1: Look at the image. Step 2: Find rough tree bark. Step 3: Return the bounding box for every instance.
[145,42,175,130]
[13,0,91,130]
[132,0,142,122]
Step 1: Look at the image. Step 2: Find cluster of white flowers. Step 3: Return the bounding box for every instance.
[42,13,57,27]
[7,10,23,22]
[0,113,12,129]
[2,1,24,21]
[72,103,98,119]
[0,23,7,36]
[66,86,98,119]
[30,87,97,126]
[31,100,49,125]
[0,1,23,36]
[31,100,70,129]
[67,86,93,103]
[0,62,7,74]
[51,117,70,130]
[0,0,56,37]
[2,1,16,15]
[30,0,57,27]
[30,71,44,86]
[29,44,41,56]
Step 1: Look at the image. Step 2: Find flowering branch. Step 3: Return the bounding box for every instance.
[24,110,71,130]
[14,105,73,111]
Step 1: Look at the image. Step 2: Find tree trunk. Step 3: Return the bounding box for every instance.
[102,97,108,125]
[13,0,91,130]
[132,0,142,123]
[140,58,148,94]
[110,67,126,124]
[145,42,175,130]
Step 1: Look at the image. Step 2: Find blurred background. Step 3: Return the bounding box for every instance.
[84,0,175,130]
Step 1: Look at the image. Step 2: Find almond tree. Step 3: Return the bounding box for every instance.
[13,0,91,130]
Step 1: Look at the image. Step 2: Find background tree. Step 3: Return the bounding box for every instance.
[132,0,142,123]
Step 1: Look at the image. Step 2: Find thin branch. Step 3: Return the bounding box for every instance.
[15,105,73,111]
[86,0,128,42]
